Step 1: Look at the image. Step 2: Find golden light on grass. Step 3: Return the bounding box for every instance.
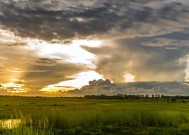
[0,119,22,129]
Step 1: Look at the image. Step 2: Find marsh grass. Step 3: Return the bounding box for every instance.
[1,97,189,134]
[4,109,189,134]
[3,127,53,135]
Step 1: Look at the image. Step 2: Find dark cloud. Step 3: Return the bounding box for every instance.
[0,0,189,41]
[0,42,26,46]
[36,57,60,66]
[141,38,189,49]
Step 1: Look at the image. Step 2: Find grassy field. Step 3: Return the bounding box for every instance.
[0,96,189,135]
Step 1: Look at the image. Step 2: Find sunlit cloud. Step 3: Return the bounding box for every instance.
[0,27,26,46]
[40,85,75,93]
[39,70,104,93]
[25,39,98,68]
[124,73,135,83]
[1,81,27,93]
[52,70,104,88]
[185,57,189,81]
[72,40,102,48]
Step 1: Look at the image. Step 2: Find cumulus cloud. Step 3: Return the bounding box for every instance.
[83,37,189,82]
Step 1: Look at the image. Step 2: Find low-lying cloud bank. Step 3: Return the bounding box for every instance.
[67,79,189,96]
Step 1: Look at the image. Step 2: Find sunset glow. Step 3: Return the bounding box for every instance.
[40,71,104,92]
[2,1,189,135]
[1,82,26,93]
[124,73,135,82]
[57,71,104,88]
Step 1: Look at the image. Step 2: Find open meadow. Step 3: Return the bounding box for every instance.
[0,96,189,135]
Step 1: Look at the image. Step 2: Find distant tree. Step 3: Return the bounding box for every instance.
[171,98,176,102]
[181,100,186,103]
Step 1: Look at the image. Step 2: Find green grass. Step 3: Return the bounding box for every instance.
[0,96,189,134]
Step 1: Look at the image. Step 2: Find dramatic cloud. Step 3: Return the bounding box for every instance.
[1,0,189,41]
[0,0,189,95]
[84,37,189,82]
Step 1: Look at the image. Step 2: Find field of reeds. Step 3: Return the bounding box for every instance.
[0,96,189,135]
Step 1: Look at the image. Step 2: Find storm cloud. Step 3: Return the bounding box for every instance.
[1,0,189,41]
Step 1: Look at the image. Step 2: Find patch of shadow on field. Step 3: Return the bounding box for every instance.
[52,125,189,135]
[15,104,66,107]
[34,104,66,107]
[49,104,66,106]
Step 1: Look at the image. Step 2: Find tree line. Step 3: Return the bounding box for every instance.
[84,94,189,101]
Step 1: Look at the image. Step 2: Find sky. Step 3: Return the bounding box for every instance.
[0,0,189,94]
